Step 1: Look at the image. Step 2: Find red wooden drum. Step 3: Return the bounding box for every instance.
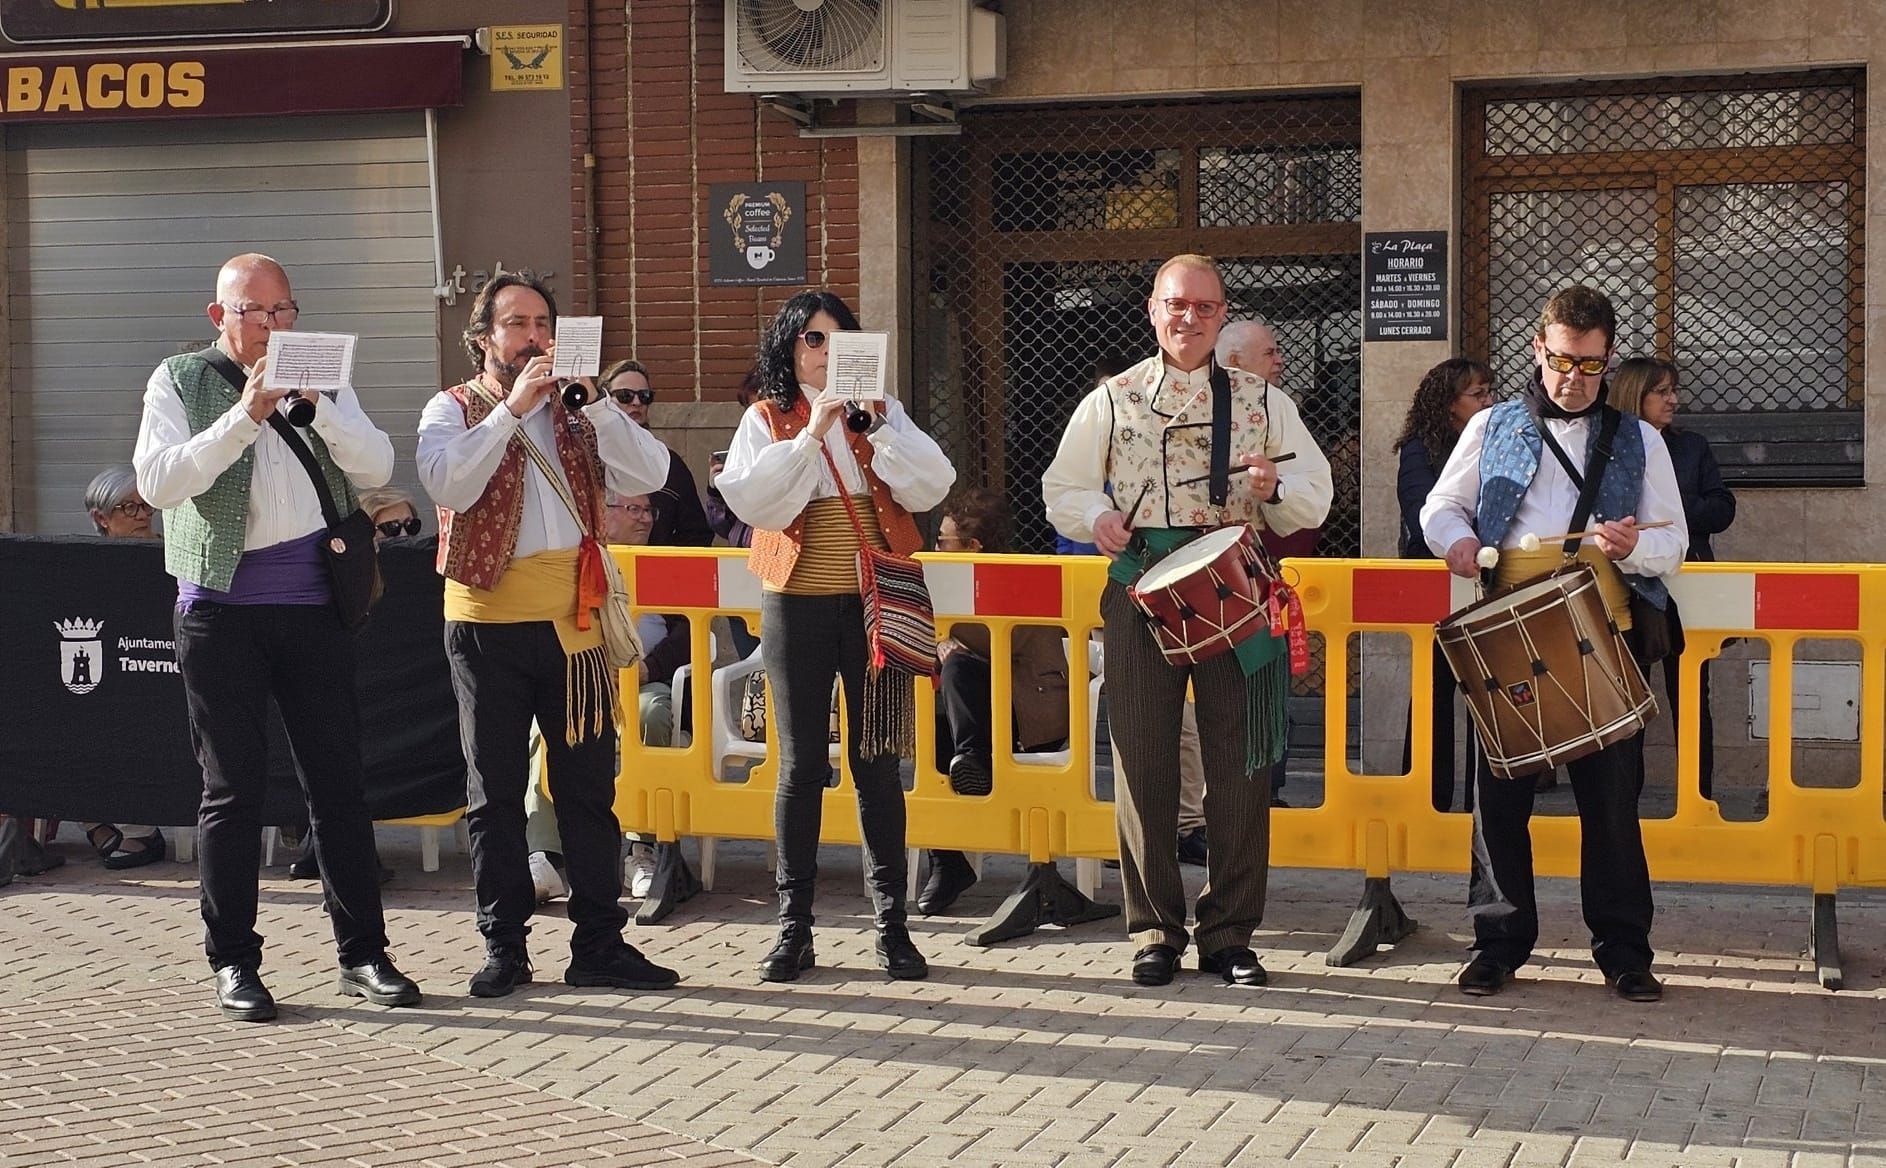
[1128,524,1276,665]
[1436,562,1656,779]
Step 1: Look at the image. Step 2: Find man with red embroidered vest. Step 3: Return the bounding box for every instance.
[416,271,679,998]
[134,253,420,1021]
[1042,254,1332,989]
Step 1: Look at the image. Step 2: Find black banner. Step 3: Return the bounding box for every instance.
[1,0,391,44]
[708,181,807,287]
[0,536,464,827]
[1363,230,1448,342]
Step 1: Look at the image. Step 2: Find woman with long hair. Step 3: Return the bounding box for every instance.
[716,290,956,982]
[1610,357,1735,800]
[1394,357,1493,812]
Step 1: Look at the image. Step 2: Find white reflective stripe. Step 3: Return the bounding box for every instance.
[718,555,764,610]
[925,560,977,618]
[1668,571,1755,629]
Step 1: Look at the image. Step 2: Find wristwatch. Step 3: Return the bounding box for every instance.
[1265,479,1284,506]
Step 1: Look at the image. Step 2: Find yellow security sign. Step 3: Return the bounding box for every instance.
[490,24,562,92]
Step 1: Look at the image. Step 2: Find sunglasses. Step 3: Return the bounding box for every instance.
[798,330,828,350]
[376,517,421,538]
[1540,347,1609,377]
[611,388,656,406]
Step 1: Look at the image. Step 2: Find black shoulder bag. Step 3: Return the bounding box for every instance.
[200,349,383,631]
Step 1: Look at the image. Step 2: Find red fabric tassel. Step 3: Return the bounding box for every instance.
[574,535,607,632]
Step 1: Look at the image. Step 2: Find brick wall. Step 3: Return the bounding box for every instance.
[568,0,860,404]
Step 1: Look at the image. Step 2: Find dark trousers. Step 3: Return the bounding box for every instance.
[760,591,908,930]
[1102,581,1271,955]
[1659,655,1715,800]
[935,651,992,773]
[446,620,627,961]
[175,602,388,971]
[1467,632,1655,975]
[1402,642,1473,813]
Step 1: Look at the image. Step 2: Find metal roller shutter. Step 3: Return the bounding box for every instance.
[8,111,439,533]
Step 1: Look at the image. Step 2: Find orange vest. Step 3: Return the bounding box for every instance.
[746,399,924,589]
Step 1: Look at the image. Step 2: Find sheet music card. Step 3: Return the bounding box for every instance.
[552,316,603,380]
[264,331,356,392]
[826,330,887,401]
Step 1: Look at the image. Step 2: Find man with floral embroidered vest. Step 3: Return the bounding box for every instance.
[1042,254,1332,989]
[1421,284,1686,1003]
[134,253,420,1021]
[417,271,679,998]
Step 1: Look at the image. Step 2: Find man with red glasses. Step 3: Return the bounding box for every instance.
[1042,253,1331,989]
[1421,284,1687,1003]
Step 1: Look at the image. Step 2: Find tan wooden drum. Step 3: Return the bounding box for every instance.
[1435,562,1656,779]
[1128,524,1276,666]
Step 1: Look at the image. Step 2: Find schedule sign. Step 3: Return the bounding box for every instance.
[1364,231,1447,342]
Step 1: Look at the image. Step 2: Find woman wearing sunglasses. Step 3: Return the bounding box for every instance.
[359,486,423,544]
[715,290,956,983]
[598,359,713,548]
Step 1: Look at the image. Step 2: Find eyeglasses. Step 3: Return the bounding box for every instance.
[612,388,656,406]
[607,503,654,518]
[376,517,421,538]
[1459,385,1494,402]
[935,535,971,551]
[1540,347,1609,377]
[798,330,828,349]
[1158,298,1225,320]
[221,301,299,326]
[111,499,154,518]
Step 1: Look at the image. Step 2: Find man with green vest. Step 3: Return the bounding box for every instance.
[133,253,421,1022]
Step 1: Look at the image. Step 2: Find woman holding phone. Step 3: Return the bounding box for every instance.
[715,290,955,983]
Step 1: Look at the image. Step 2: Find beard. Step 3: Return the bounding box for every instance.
[488,343,546,387]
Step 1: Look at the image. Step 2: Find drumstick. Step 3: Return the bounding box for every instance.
[1522,518,1675,549]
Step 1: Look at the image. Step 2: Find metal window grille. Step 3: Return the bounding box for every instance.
[1463,71,1865,485]
[912,95,1363,710]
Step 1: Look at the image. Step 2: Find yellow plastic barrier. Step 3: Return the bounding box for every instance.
[612,546,1885,985]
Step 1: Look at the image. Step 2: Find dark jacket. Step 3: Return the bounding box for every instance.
[650,448,713,548]
[641,614,691,687]
[1396,436,1445,559]
[1661,426,1735,561]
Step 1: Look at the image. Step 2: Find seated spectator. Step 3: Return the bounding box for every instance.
[75,466,167,869]
[706,365,762,659]
[601,359,712,547]
[359,485,422,542]
[921,487,1071,915]
[523,491,690,903]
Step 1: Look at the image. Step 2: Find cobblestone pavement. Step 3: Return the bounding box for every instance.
[2,829,1882,1167]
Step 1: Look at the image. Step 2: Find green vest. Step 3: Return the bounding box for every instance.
[162,347,357,591]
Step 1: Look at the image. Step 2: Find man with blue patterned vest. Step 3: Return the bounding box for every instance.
[135,253,420,1021]
[1421,284,1687,1004]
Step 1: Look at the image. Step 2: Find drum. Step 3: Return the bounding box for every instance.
[1436,562,1656,779]
[1128,524,1275,665]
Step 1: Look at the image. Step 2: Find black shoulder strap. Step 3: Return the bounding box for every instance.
[1208,361,1232,507]
[1557,406,1621,556]
[263,412,344,529]
[199,346,247,395]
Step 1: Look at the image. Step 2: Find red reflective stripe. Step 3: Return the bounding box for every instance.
[974,562,1062,618]
[1351,566,1452,624]
[633,555,720,609]
[1754,573,1859,631]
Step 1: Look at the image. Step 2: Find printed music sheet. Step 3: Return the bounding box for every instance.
[826,330,887,401]
[264,331,356,392]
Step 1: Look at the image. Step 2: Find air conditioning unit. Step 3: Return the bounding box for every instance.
[724,0,1005,97]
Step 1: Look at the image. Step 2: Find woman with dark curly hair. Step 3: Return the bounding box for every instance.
[716,289,955,983]
[1394,357,1493,812]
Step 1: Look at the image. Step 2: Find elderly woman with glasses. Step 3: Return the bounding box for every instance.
[75,466,168,868]
[716,289,955,984]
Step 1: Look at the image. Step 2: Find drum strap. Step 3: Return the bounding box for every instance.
[1540,405,1622,557]
[1208,361,1233,507]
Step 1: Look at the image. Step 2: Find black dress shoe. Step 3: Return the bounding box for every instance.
[759,923,815,982]
[1457,956,1512,996]
[917,850,978,915]
[468,944,533,998]
[876,923,929,980]
[1131,944,1181,986]
[215,965,277,1022]
[565,944,680,991]
[338,956,422,1007]
[1176,828,1208,867]
[1608,969,1663,1002]
[947,753,994,797]
[1199,945,1268,986]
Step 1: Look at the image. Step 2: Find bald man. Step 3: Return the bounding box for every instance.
[135,254,421,1021]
